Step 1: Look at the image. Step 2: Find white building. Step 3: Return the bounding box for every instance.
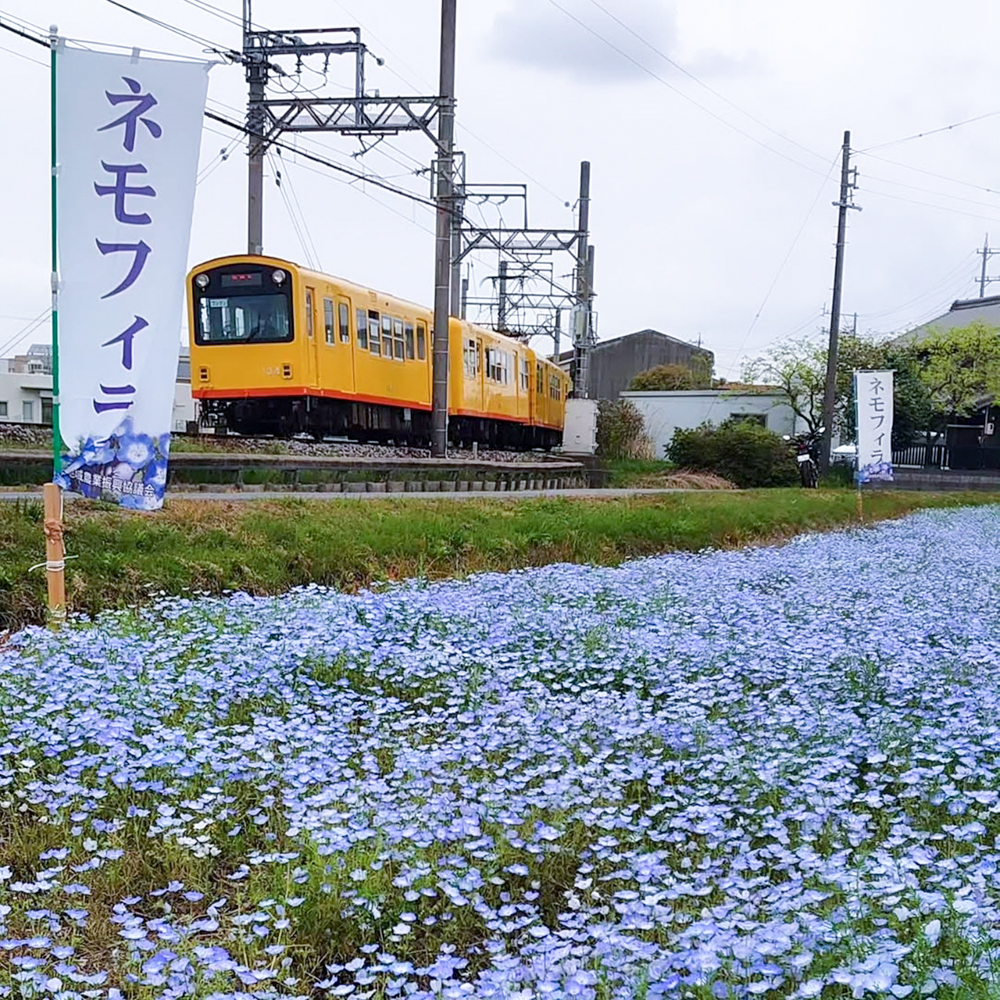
[0,344,195,431]
[621,388,800,459]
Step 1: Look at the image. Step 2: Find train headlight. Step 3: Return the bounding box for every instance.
[195,273,210,289]
[272,269,287,285]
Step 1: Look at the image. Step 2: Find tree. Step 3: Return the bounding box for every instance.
[628,354,713,391]
[628,364,699,391]
[743,333,933,447]
[912,321,1000,421]
[741,337,827,433]
[835,335,932,449]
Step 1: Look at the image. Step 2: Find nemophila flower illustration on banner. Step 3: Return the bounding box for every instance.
[2,506,1000,996]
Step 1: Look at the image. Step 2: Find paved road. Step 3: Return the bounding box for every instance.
[0,487,696,503]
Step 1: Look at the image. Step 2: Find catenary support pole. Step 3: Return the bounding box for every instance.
[571,161,590,398]
[431,0,457,457]
[245,0,266,255]
[497,260,508,332]
[820,131,854,475]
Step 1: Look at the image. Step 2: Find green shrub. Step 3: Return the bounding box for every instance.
[665,418,799,488]
[596,399,654,460]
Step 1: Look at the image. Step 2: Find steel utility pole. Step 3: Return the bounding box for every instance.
[820,131,860,474]
[431,0,457,457]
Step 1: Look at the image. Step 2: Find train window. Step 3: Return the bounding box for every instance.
[196,294,292,344]
[369,309,381,355]
[381,314,392,352]
[520,357,530,391]
[357,309,368,349]
[405,322,415,360]
[536,362,544,394]
[338,302,351,343]
[464,338,478,379]
[305,290,314,338]
[323,298,334,344]
[392,318,405,360]
[416,323,426,360]
[550,373,560,400]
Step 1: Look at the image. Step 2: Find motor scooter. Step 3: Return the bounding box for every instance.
[782,427,824,488]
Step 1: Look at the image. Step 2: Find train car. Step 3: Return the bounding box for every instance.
[187,255,571,448]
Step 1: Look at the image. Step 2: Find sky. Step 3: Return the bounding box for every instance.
[3,0,1000,379]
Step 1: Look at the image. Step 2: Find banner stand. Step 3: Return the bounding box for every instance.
[47,28,64,631]
[42,483,67,630]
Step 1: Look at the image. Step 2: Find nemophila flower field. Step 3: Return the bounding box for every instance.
[3,505,1000,999]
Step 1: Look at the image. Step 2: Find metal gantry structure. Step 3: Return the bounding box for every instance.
[456,164,597,394]
[240,0,596,452]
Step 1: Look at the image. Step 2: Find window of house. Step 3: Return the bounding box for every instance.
[393,318,405,360]
[323,298,334,344]
[416,323,426,360]
[729,413,766,427]
[357,309,368,349]
[0,401,7,417]
[404,322,415,360]
[41,398,53,426]
[338,302,351,343]
[23,400,34,422]
[369,310,381,355]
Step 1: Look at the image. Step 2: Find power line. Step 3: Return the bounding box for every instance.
[860,111,1000,153]
[0,39,46,66]
[0,308,52,360]
[102,0,240,60]
[544,0,828,178]
[581,0,827,165]
[856,149,1000,198]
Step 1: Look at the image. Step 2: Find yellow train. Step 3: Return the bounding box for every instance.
[187,255,571,449]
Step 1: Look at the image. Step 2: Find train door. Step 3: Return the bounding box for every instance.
[304,286,318,387]
[337,297,356,394]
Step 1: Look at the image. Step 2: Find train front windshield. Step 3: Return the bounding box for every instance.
[196,294,292,345]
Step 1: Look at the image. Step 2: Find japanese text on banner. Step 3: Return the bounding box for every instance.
[855,370,895,484]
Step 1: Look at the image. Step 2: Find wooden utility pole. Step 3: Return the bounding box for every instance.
[820,131,859,474]
[431,0,457,457]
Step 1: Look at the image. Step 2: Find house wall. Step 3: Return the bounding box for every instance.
[0,371,53,423]
[621,390,798,458]
[0,370,195,431]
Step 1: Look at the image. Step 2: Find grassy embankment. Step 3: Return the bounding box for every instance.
[2,488,999,633]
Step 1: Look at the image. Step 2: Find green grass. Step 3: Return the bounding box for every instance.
[2,489,999,634]
[605,458,675,486]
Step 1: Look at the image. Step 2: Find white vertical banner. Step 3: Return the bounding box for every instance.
[54,43,210,509]
[855,369,895,483]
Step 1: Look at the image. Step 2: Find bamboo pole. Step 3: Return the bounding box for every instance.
[43,482,66,629]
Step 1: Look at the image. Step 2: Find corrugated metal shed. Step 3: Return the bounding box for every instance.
[557,329,713,400]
